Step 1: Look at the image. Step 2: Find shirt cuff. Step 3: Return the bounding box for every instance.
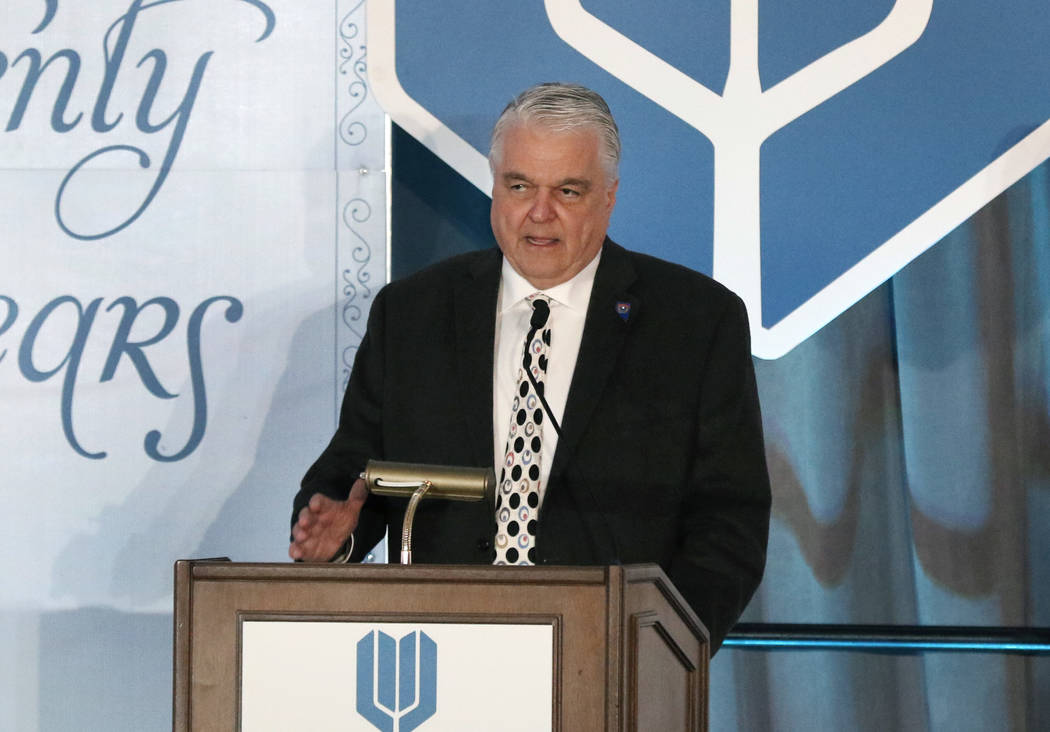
[329,533,355,564]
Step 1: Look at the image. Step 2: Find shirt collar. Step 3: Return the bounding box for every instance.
[499,247,603,314]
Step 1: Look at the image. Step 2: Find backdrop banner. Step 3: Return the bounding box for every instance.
[0,2,386,729]
[3,3,1047,731]
[369,0,1050,358]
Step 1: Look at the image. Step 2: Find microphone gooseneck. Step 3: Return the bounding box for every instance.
[526,297,619,564]
[524,298,561,437]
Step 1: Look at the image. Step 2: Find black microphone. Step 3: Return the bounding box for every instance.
[524,298,561,436]
[530,297,550,330]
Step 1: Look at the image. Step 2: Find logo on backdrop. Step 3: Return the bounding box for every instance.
[369,0,1050,357]
[356,630,438,732]
[1,0,275,241]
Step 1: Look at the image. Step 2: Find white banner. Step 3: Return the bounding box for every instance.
[242,620,554,732]
[1,2,386,726]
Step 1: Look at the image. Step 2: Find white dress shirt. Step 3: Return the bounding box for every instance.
[492,251,601,502]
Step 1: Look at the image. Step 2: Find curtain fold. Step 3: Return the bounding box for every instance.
[712,161,1050,731]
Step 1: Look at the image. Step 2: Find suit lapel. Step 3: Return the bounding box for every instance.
[550,240,638,479]
[454,249,502,470]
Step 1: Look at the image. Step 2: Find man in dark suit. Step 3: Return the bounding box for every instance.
[290,83,770,653]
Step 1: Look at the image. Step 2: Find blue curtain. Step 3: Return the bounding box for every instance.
[713,160,1050,730]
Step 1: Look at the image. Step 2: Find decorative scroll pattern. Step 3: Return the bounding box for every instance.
[335,0,384,397]
[340,197,373,390]
[339,0,369,146]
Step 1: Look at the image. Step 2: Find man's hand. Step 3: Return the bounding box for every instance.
[289,478,369,561]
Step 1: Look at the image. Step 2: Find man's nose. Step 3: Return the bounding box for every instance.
[528,190,554,222]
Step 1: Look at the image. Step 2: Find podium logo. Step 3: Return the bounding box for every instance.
[356,630,438,732]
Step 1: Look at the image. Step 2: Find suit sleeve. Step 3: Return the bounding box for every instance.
[291,286,391,560]
[669,292,771,654]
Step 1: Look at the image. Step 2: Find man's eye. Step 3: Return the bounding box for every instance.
[560,188,580,197]
[510,183,527,191]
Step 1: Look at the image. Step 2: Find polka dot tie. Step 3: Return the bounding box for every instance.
[494,295,551,565]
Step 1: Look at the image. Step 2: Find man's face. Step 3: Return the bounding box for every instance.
[490,123,618,289]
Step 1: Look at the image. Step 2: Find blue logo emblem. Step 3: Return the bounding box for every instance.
[368,1,1050,357]
[356,630,438,732]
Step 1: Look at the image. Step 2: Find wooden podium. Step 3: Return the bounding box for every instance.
[173,561,709,731]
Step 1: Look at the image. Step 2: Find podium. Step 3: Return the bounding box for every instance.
[173,561,709,731]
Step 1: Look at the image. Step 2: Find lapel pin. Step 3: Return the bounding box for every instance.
[615,301,631,321]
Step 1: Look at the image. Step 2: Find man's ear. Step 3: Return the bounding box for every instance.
[605,178,619,212]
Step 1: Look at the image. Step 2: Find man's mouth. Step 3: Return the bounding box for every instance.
[525,236,559,246]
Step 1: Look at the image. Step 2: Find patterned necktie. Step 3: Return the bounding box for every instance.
[494,295,551,565]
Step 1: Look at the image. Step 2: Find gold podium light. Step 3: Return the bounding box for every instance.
[363,460,495,564]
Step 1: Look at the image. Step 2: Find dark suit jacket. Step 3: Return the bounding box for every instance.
[295,240,771,653]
